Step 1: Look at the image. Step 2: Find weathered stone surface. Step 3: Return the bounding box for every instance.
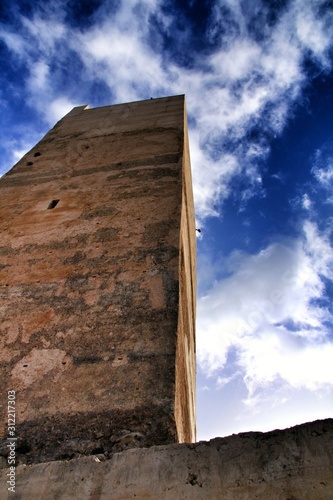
[0,96,196,464]
[1,419,332,499]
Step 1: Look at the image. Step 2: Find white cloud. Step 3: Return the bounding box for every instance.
[302,193,312,210]
[314,164,333,187]
[0,133,44,175]
[0,29,26,58]
[197,221,333,397]
[21,15,65,54]
[167,0,331,218]
[13,148,29,162]
[312,146,333,205]
[48,97,78,124]
[295,0,333,68]
[210,40,262,82]
[241,333,333,395]
[27,60,49,92]
[303,220,333,278]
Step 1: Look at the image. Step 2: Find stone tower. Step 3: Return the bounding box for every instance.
[0,95,196,464]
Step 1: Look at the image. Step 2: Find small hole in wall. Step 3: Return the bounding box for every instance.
[47,199,60,210]
[34,152,41,157]
[26,161,33,166]
[23,365,28,368]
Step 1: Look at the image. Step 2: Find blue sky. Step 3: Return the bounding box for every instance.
[1,0,333,440]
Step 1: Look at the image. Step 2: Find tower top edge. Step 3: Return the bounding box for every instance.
[69,94,186,114]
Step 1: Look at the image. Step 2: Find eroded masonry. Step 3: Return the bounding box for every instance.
[0,96,196,464]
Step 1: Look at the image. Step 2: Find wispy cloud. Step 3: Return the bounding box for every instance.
[311,142,333,206]
[302,193,312,211]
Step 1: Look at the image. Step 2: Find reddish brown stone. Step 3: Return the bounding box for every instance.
[0,96,196,464]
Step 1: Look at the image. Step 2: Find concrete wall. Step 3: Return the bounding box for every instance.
[1,419,332,499]
[0,96,196,464]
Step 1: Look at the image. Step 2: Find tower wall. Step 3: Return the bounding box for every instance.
[0,96,196,464]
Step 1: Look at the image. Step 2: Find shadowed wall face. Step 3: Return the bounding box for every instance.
[0,96,196,465]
